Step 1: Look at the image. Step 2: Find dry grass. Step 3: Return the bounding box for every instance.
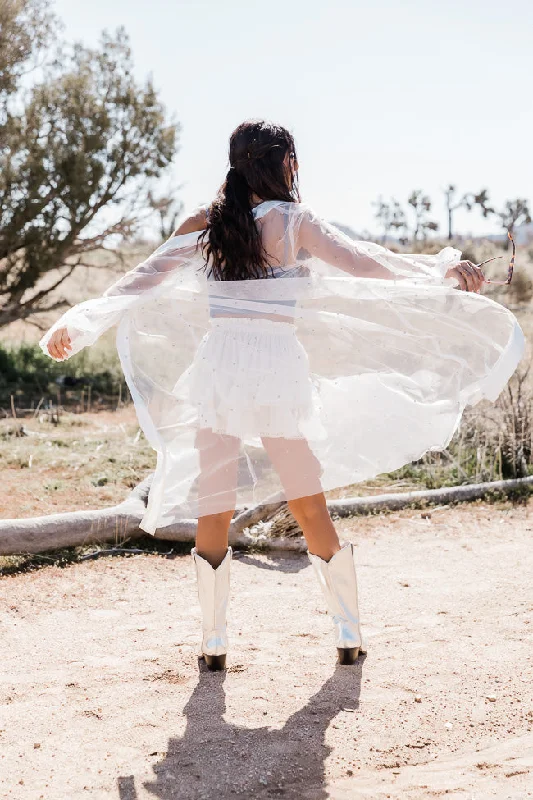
[0,405,155,521]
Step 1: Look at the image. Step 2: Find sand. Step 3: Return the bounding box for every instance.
[1,499,532,799]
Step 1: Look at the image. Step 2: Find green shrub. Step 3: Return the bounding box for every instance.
[0,338,127,408]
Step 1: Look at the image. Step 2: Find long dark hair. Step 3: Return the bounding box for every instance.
[199,120,300,280]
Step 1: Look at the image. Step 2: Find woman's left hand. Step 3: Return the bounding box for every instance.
[445,261,485,293]
[47,327,72,360]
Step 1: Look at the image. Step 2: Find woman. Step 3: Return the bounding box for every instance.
[42,120,525,671]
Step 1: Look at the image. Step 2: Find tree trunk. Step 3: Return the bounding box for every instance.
[1,474,532,557]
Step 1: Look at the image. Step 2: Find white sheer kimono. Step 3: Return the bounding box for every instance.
[39,200,526,533]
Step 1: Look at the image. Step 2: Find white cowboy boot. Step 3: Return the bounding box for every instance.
[308,541,366,665]
[191,546,232,671]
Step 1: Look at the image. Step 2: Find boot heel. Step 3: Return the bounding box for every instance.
[205,653,226,671]
[337,647,360,665]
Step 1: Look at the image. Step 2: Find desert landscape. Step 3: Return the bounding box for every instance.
[2,2,533,797]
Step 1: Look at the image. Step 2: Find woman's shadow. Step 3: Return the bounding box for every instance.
[118,657,365,799]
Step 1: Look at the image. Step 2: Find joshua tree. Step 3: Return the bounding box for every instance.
[471,189,494,223]
[497,199,532,249]
[407,190,438,242]
[444,185,469,240]
[444,186,495,240]
[373,196,407,244]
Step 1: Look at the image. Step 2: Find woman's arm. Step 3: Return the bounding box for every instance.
[171,206,209,237]
[41,229,204,361]
[296,205,484,291]
[101,204,209,299]
[102,233,201,296]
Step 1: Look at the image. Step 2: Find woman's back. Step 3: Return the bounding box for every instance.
[204,200,304,277]
[206,200,310,319]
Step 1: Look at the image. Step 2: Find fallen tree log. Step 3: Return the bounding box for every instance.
[327,475,533,517]
[0,474,532,556]
[0,476,289,556]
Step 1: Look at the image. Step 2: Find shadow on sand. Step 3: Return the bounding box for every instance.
[118,656,365,799]
[233,551,310,574]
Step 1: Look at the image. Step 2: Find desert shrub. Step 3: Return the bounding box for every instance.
[0,338,127,408]
[388,365,533,488]
[506,270,533,305]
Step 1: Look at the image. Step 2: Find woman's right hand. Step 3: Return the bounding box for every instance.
[445,261,485,293]
[47,327,72,360]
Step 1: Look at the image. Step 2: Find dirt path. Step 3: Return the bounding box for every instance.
[1,500,532,799]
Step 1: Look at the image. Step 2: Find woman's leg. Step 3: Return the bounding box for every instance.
[261,436,341,562]
[196,511,234,568]
[191,427,240,670]
[195,428,241,568]
[262,435,364,662]
[287,493,341,562]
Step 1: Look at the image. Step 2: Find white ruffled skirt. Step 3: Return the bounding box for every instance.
[175,317,322,440]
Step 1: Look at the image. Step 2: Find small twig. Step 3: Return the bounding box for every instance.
[79,547,169,561]
[33,397,45,418]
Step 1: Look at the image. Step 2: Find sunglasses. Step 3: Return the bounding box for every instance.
[475,231,515,285]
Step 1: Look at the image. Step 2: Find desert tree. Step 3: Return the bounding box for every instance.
[471,189,494,223]
[373,196,407,244]
[497,199,532,249]
[407,190,438,242]
[0,2,178,329]
[444,186,495,240]
[444,185,464,240]
[0,0,57,104]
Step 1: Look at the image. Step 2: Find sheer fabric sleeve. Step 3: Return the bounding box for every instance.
[39,231,203,362]
[102,232,202,296]
[296,204,461,285]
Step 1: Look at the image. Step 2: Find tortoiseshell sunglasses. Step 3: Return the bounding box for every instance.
[474,230,515,285]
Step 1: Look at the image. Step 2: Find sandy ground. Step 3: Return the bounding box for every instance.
[1,500,532,799]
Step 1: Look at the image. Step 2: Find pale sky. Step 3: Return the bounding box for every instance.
[53,0,533,238]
